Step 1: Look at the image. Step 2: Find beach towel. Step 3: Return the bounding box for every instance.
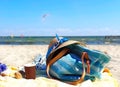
[46,35,111,85]
[0,72,119,87]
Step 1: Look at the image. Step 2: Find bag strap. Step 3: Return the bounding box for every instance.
[46,48,69,78]
[68,52,90,85]
[46,48,90,85]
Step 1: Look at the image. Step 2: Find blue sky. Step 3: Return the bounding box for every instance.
[0,0,120,36]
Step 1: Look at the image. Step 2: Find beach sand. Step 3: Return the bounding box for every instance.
[0,45,120,83]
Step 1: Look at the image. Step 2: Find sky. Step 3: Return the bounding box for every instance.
[0,0,120,36]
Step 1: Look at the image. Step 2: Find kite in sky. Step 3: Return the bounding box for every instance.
[42,14,49,22]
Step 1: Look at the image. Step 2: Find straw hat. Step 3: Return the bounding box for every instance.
[47,37,86,63]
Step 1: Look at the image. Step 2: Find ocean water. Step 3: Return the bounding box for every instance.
[0,36,120,45]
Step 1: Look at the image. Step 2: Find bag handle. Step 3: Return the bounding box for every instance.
[46,48,90,85]
[68,52,90,85]
[46,48,69,78]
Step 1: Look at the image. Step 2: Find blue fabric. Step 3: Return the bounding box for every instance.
[48,44,111,81]
[46,45,55,59]
[0,63,7,73]
[46,35,68,58]
[33,54,47,77]
[33,54,46,70]
[50,54,83,81]
[46,35,111,82]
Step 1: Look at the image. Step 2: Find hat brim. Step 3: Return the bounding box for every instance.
[48,40,85,59]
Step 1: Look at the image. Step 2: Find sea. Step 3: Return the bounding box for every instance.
[0,36,120,45]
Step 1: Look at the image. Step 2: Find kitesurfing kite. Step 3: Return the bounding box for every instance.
[42,13,49,22]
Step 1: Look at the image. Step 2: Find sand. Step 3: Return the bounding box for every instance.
[0,44,120,83]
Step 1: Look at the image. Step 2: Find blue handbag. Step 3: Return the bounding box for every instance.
[46,35,111,85]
